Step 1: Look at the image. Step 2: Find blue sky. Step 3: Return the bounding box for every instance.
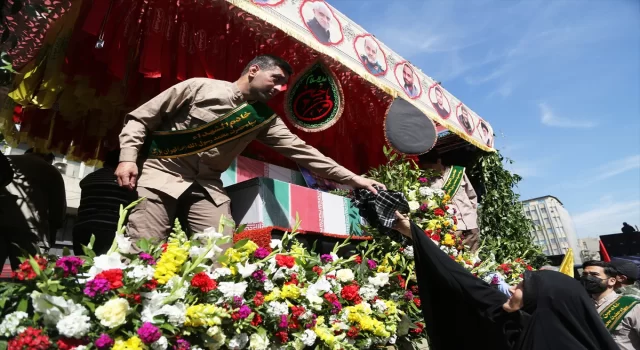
[330,0,640,238]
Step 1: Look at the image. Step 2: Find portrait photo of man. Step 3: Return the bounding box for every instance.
[301,1,343,45]
[457,105,475,135]
[252,0,284,5]
[429,84,451,118]
[395,62,420,99]
[354,35,386,76]
[479,120,493,147]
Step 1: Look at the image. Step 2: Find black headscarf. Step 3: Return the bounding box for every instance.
[515,270,618,350]
[409,222,618,350]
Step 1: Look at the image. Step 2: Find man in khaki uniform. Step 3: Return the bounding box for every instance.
[116,55,384,242]
[419,153,480,252]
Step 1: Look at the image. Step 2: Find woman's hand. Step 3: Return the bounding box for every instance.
[393,211,412,239]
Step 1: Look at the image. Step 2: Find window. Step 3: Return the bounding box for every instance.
[547,228,553,234]
[544,218,551,226]
[541,208,547,214]
[533,219,541,226]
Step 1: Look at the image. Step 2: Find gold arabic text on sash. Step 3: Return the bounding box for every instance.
[147,101,276,159]
[442,166,465,199]
[599,295,639,332]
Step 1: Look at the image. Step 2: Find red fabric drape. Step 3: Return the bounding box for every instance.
[599,240,611,262]
[12,1,393,173]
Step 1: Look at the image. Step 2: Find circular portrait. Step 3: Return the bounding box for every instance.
[477,119,494,147]
[251,0,285,6]
[300,0,343,46]
[455,104,476,136]
[428,83,451,119]
[394,61,422,99]
[353,34,387,76]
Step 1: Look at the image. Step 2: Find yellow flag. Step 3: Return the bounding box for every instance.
[559,248,574,278]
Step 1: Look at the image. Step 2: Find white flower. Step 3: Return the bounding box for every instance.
[389,335,398,345]
[237,261,258,279]
[207,326,227,344]
[407,190,417,201]
[402,246,414,258]
[229,333,249,350]
[368,272,390,287]
[408,201,420,211]
[189,246,214,260]
[335,269,354,283]
[115,233,136,254]
[0,311,28,337]
[249,333,269,350]
[95,298,130,328]
[75,346,88,350]
[266,301,289,316]
[218,282,248,298]
[151,336,169,350]
[158,303,187,326]
[301,329,317,346]
[193,227,224,241]
[358,285,379,301]
[56,309,91,338]
[373,299,387,312]
[270,239,282,250]
[263,280,275,292]
[126,265,155,282]
[31,291,85,326]
[166,276,189,300]
[88,253,126,278]
[272,267,287,281]
[211,267,232,279]
[361,338,373,348]
[419,186,433,197]
[433,189,445,197]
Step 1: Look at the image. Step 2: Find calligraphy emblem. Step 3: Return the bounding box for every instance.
[284,61,344,132]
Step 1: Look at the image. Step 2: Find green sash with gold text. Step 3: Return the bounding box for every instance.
[442,166,465,198]
[599,295,640,332]
[147,102,276,159]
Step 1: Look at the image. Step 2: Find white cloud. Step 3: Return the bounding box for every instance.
[594,155,640,181]
[572,200,640,237]
[539,103,597,128]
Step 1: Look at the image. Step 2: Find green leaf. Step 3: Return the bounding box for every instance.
[0,340,7,350]
[28,256,42,277]
[62,247,71,256]
[16,298,28,312]
[233,239,249,249]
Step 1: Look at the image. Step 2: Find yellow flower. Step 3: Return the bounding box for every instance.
[153,240,190,284]
[112,336,146,350]
[359,316,375,332]
[384,301,398,316]
[314,325,336,347]
[443,220,450,227]
[264,288,281,302]
[456,254,464,263]
[442,234,455,247]
[280,284,301,300]
[241,241,259,254]
[443,194,451,202]
[453,225,458,231]
[223,248,243,264]
[377,265,392,273]
[185,304,229,328]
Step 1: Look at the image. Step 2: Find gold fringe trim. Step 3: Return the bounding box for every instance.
[228,0,495,153]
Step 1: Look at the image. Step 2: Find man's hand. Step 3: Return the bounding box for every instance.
[115,161,139,191]
[346,175,386,194]
[393,211,412,238]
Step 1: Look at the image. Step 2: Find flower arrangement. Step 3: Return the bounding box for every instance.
[0,200,427,350]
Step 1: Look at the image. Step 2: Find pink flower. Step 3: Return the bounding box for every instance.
[418,177,428,183]
[55,256,84,277]
[138,322,162,344]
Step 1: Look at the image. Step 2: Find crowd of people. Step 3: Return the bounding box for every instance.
[1,54,639,350]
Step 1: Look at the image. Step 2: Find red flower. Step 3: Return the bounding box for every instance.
[444,206,449,210]
[95,269,124,290]
[253,292,265,307]
[291,305,305,318]
[144,279,158,291]
[434,208,445,217]
[8,327,51,350]
[453,216,458,224]
[432,234,441,242]
[285,273,299,286]
[354,255,363,264]
[410,322,425,335]
[275,255,295,268]
[275,330,289,343]
[312,266,323,275]
[326,274,336,280]
[413,297,421,308]
[397,275,406,288]
[526,265,533,271]
[119,293,142,304]
[190,272,217,293]
[324,292,339,304]
[449,255,456,260]
[161,243,168,252]
[411,285,419,294]
[340,285,362,304]
[251,314,263,326]
[11,256,48,281]
[347,326,359,338]
[57,338,87,350]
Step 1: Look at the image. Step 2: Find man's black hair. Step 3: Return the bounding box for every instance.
[241,55,293,76]
[481,122,489,132]
[583,260,617,278]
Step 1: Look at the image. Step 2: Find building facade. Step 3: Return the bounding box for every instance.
[577,237,601,262]
[522,195,582,264]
